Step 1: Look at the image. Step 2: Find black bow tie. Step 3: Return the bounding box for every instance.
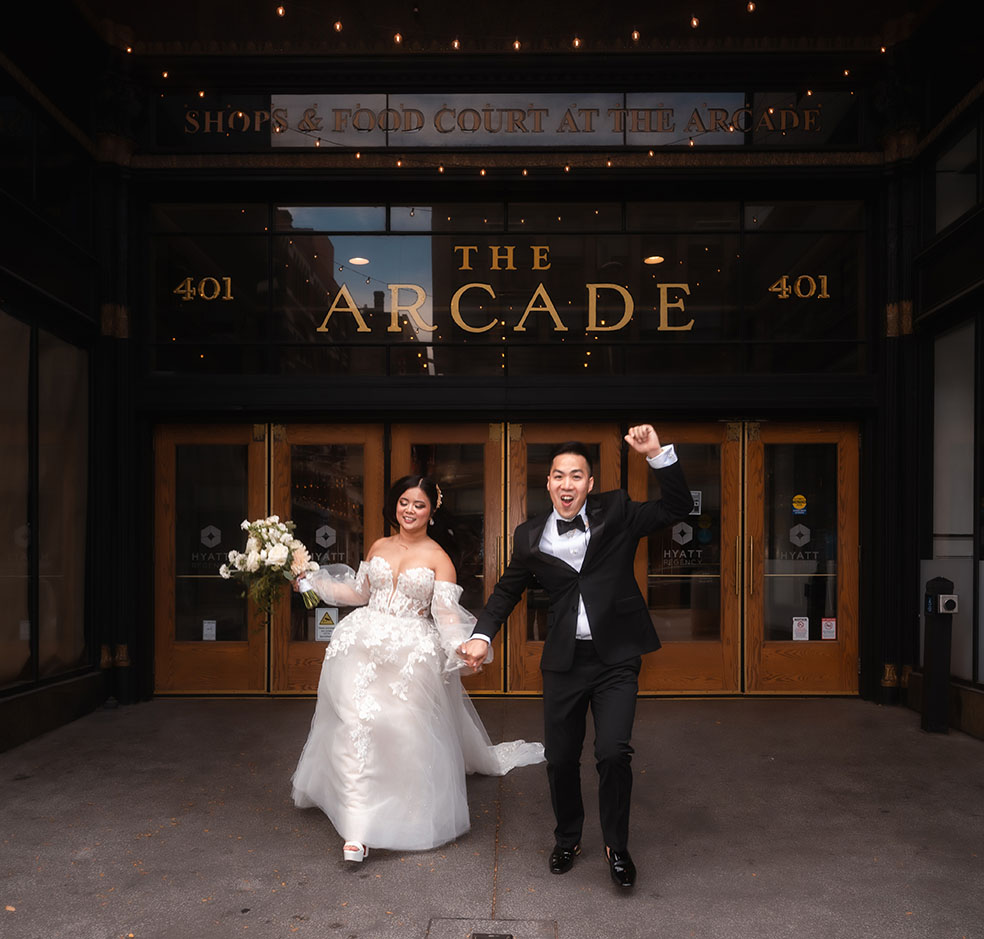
[557,515,586,535]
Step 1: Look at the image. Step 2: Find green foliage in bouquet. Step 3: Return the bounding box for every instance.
[219,516,320,614]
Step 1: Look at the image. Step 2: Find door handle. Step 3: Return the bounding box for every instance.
[749,535,754,596]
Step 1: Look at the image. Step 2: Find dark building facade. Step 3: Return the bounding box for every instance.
[2,0,982,748]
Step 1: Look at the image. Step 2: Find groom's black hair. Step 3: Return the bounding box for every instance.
[548,441,594,476]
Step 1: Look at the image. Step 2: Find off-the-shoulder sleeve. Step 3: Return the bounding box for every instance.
[431,581,494,673]
[304,562,370,607]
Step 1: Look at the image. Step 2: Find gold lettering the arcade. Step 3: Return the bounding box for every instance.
[317,244,694,336]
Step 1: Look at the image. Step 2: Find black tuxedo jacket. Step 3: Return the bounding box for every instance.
[474,461,692,671]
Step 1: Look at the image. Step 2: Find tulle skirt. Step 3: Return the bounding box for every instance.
[291,607,543,851]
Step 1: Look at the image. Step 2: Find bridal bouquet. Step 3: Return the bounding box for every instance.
[219,516,321,612]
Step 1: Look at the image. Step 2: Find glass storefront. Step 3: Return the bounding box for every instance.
[146,200,867,379]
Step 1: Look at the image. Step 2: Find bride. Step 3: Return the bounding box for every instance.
[291,474,544,861]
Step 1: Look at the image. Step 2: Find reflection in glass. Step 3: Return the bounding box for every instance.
[290,445,365,642]
[406,443,486,615]
[506,203,621,231]
[275,205,385,231]
[935,128,978,233]
[627,202,740,232]
[525,441,600,642]
[763,444,838,641]
[37,332,89,677]
[647,443,721,641]
[0,311,31,689]
[391,204,505,232]
[743,202,863,231]
[175,445,248,642]
[150,204,267,233]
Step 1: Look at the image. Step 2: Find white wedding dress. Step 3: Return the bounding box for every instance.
[291,556,544,851]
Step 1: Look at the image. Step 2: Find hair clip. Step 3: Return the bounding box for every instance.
[434,483,443,510]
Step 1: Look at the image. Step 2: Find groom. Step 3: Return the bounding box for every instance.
[459,425,691,888]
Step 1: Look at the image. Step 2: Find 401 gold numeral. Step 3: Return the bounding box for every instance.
[173,276,234,301]
[768,274,830,299]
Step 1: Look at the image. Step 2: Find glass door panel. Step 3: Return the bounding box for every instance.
[629,424,741,692]
[746,423,858,693]
[154,425,267,692]
[391,424,504,693]
[271,425,384,692]
[506,423,621,693]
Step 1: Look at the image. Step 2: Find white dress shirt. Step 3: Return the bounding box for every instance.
[471,445,678,646]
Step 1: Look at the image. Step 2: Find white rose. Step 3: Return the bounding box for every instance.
[269,515,280,524]
[219,564,231,579]
[246,536,259,554]
[245,550,261,573]
[266,543,289,567]
[241,519,250,531]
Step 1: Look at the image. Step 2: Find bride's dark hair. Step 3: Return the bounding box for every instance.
[384,475,460,574]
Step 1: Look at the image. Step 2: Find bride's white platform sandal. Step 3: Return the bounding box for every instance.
[343,841,368,862]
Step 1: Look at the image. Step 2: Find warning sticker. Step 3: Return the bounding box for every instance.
[316,607,339,642]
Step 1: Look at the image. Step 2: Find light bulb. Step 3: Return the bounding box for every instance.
[690,16,699,28]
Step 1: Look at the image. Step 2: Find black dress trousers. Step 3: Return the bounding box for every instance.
[541,640,642,852]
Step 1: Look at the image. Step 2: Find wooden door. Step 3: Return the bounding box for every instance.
[270,424,384,692]
[390,423,505,693]
[745,423,859,693]
[154,425,267,693]
[628,423,742,693]
[505,423,622,693]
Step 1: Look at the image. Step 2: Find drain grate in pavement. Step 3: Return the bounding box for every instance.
[426,919,557,939]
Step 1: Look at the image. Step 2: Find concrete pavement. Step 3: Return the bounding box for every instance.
[1,696,982,939]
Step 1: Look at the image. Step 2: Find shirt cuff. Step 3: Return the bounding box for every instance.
[470,633,493,646]
[646,444,677,468]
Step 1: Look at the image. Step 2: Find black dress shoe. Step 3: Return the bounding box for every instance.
[606,847,636,888]
[549,843,581,874]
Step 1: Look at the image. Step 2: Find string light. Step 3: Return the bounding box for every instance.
[480,168,486,176]
[355,151,360,159]
[198,90,205,97]
[125,46,132,53]
[162,71,168,78]
[438,165,444,173]
[690,16,699,28]
[452,38,460,50]
[843,68,850,76]
[573,37,581,48]
[396,158,402,167]
[631,29,640,41]
[747,1,756,10]
[394,32,402,44]
[276,5,285,16]
[334,20,342,31]
[522,168,528,176]
[513,39,521,50]
[564,164,570,172]
[880,45,886,53]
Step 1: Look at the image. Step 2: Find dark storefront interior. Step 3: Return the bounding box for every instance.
[2,0,982,748]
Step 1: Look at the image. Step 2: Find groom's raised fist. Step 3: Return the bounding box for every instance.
[624,424,662,457]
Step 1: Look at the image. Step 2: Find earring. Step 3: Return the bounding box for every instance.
[429,518,435,526]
